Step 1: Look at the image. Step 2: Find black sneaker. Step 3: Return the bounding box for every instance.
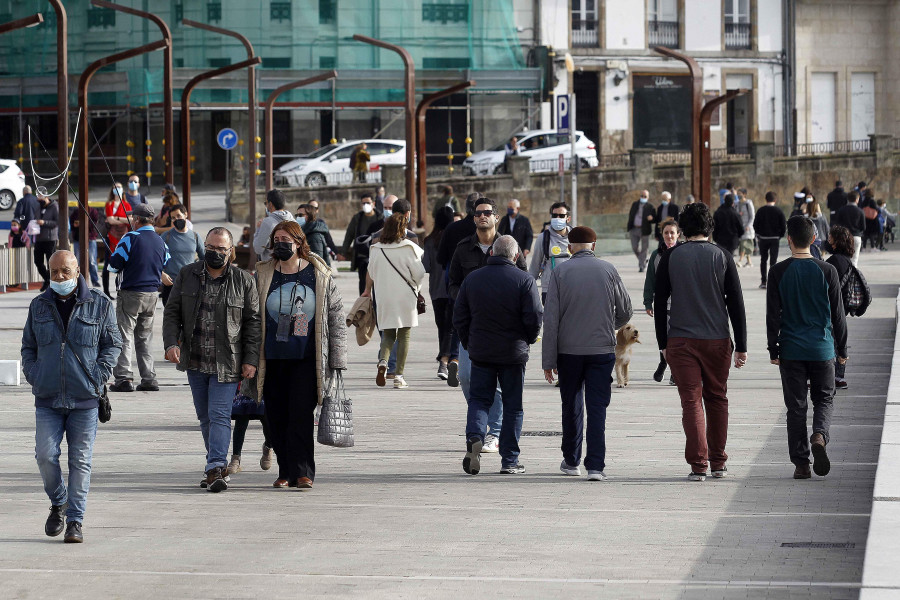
[500,463,525,474]
[136,381,159,392]
[811,433,830,476]
[64,521,83,543]
[835,379,848,390]
[205,467,228,492]
[447,360,460,387]
[110,380,134,393]
[462,437,482,475]
[758,282,767,289]
[45,503,67,537]
[653,361,666,382]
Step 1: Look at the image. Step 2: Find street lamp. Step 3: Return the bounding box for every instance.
[0,13,42,35]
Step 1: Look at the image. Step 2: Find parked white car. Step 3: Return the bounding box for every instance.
[462,129,599,176]
[0,159,25,210]
[275,139,406,187]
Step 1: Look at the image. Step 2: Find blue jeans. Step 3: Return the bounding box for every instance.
[35,406,98,523]
[186,370,234,472]
[557,353,615,472]
[458,344,502,437]
[73,240,100,285]
[466,362,525,467]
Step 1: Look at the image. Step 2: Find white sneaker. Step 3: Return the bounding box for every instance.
[587,470,608,481]
[393,375,409,389]
[560,460,581,476]
[482,435,499,453]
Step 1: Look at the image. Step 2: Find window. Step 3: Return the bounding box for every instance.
[207,1,222,22]
[422,57,471,69]
[648,0,679,48]
[724,0,751,50]
[332,146,356,160]
[571,0,597,48]
[423,1,468,24]
[172,1,183,24]
[208,58,231,68]
[319,0,336,25]
[87,7,116,29]
[175,58,184,68]
[264,57,292,69]
[319,56,336,69]
[271,1,291,22]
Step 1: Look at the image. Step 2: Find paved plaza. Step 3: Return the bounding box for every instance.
[0,197,896,599]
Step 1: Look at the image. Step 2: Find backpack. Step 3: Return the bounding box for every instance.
[839,263,871,317]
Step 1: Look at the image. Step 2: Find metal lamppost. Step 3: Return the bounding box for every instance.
[353,35,416,220]
[0,12,42,34]
[415,80,474,229]
[699,90,748,205]
[46,1,70,250]
[264,71,337,192]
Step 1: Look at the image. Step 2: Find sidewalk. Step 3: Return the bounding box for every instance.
[0,247,896,599]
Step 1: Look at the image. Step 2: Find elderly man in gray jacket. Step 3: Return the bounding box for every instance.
[542,226,632,481]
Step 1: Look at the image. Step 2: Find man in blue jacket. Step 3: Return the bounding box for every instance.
[453,235,542,475]
[21,250,122,543]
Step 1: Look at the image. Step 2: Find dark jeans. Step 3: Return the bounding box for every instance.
[33,240,57,285]
[264,358,318,481]
[466,361,525,467]
[779,359,834,466]
[432,297,453,359]
[557,353,615,472]
[160,284,173,307]
[232,414,272,456]
[356,263,368,296]
[758,238,780,284]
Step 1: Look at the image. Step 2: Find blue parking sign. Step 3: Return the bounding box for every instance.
[556,95,569,135]
[217,128,238,151]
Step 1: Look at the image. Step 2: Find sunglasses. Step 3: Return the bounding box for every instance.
[551,213,569,218]
[474,210,494,217]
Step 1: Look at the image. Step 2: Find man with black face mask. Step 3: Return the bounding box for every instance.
[159,203,204,307]
[33,187,60,292]
[163,227,261,492]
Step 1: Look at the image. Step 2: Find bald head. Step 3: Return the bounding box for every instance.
[49,251,79,282]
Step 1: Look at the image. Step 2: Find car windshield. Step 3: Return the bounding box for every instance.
[306,144,340,159]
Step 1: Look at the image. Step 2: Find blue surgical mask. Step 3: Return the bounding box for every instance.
[507,208,515,217]
[551,217,567,231]
[50,277,77,296]
[128,182,139,192]
[661,200,668,206]
[639,197,648,204]
[297,216,307,226]
[383,209,393,219]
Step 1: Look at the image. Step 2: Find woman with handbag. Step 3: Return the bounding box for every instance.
[365,213,426,390]
[249,220,347,489]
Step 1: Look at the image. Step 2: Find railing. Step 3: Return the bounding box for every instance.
[648,20,679,49]
[776,139,871,157]
[893,138,900,151]
[0,246,43,290]
[711,147,751,161]
[275,169,383,188]
[652,151,691,165]
[572,27,598,48]
[724,22,751,50]
[599,153,631,168]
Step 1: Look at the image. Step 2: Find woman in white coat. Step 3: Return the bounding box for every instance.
[365,213,426,389]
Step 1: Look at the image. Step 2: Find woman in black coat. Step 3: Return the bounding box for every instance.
[826,225,855,390]
[712,194,744,255]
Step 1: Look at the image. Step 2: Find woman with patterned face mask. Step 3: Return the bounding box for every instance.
[102,183,131,299]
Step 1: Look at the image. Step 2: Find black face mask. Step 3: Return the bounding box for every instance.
[272,241,295,262]
[173,218,187,230]
[205,250,227,269]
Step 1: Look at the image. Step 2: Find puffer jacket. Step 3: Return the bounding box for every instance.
[302,218,332,266]
[244,253,347,405]
[162,261,262,383]
[21,276,122,410]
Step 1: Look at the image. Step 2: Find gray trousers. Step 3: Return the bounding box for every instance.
[779,359,835,466]
[114,290,158,384]
[629,227,650,267]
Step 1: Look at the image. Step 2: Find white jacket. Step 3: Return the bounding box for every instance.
[369,239,426,330]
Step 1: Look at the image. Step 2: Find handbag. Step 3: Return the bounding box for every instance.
[380,248,426,314]
[232,381,266,418]
[67,343,111,423]
[317,371,354,448]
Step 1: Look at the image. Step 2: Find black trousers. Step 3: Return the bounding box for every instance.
[758,238,780,284]
[264,358,318,481]
[779,359,835,466]
[33,240,56,285]
[432,297,453,359]
[356,263,369,296]
[232,413,272,456]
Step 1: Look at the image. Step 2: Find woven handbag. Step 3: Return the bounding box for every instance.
[317,371,354,448]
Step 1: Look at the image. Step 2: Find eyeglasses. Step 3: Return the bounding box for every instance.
[551,213,568,218]
[204,244,232,254]
[473,210,494,217]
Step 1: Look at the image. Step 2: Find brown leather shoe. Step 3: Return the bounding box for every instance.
[273,478,290,488]
[294,477,313,489]
[793,463,811,479]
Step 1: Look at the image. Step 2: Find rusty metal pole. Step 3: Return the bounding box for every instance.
[414,80,474,230]
[92,1,174,184]
[0,12,42,35]
[699,90,747,206]
[264,71,337,192]
[180,57,261,218]
[77,40,169,278]
[183,20,258,264]
[652,46,703,203]
[44,2,71,250]
[353,35,416,221]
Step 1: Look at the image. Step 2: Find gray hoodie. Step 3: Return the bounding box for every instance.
[528,225,572,284]
[253,209,295,261]
[541,251,632,370]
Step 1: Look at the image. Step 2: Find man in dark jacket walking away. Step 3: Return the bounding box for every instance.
[826,181,848,221]
[712,194,744,257]
[454,235,542,475]
[766,216,848,479]
[625,190,655,272]
[753,191,787,288]
[542,226,632,481]
[832,191,865,266]
[340,194,381,295]
[33,187,60,291]
[654,191,679,242]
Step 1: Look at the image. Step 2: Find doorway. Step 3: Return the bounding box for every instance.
[573,71,600,148]
[726,74,753,153]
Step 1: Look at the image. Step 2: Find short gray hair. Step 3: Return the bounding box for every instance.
[492,235,519,260]
[508,198,520,208]
[661,191,671,201]
[23,185,31,194]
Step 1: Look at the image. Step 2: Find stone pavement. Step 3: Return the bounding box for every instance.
[0,219,896,598]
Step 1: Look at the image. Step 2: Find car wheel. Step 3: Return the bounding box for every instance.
[0,189,14,210]
[492,164,506,175]
[580,158,591,169]
[304,172,327,187]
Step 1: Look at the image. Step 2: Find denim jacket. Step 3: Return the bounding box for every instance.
[21,276,123,410]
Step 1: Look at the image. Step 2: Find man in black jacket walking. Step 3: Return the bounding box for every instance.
[454,235,542,475]
[654,191,679,242]
[498,199,534,257]
[752,192,787,289]
[826,181,848,221]
[626,190,655,272]
[832,191,865,266]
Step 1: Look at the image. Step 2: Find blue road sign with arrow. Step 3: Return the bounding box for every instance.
[217,128,238,151]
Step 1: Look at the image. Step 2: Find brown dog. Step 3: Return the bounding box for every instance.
[615,323,641,388]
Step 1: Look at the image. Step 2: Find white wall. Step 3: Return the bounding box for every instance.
[540,0,568,50]
[605,0,645,50]
[851,72,876,140]
[605,69,629,131]
[811,72,837,144]
[685,0,722,51]
[756,0,783,53]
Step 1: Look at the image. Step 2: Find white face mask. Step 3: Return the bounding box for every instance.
[362,203,373,214]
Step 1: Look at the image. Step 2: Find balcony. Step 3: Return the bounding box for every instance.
[724,22,751,50]
[648,20,679,49]
[572,26,598,48]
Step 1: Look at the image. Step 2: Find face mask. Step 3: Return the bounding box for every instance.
[272,241,295,262]
[507,208,515,216]
[297,216,307,227]
[383,209,393,219]
[806,198,813,203]
[639,197,648,204]
[128,182,139,192]
[11,225,19,233]
[173,219,186,230]
[204,250,227,269]
[362,203,373,214]
[661,200,668,206]
[551,217,567,231]
[50,277,77,296]
[115,188,123,198]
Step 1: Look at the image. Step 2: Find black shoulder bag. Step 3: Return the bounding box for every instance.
[68,344,111,423]
[380,248,426,314]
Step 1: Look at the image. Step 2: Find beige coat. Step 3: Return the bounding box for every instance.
[346,295,376,346]
[368,239,426,330]
[241,253,347,405]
